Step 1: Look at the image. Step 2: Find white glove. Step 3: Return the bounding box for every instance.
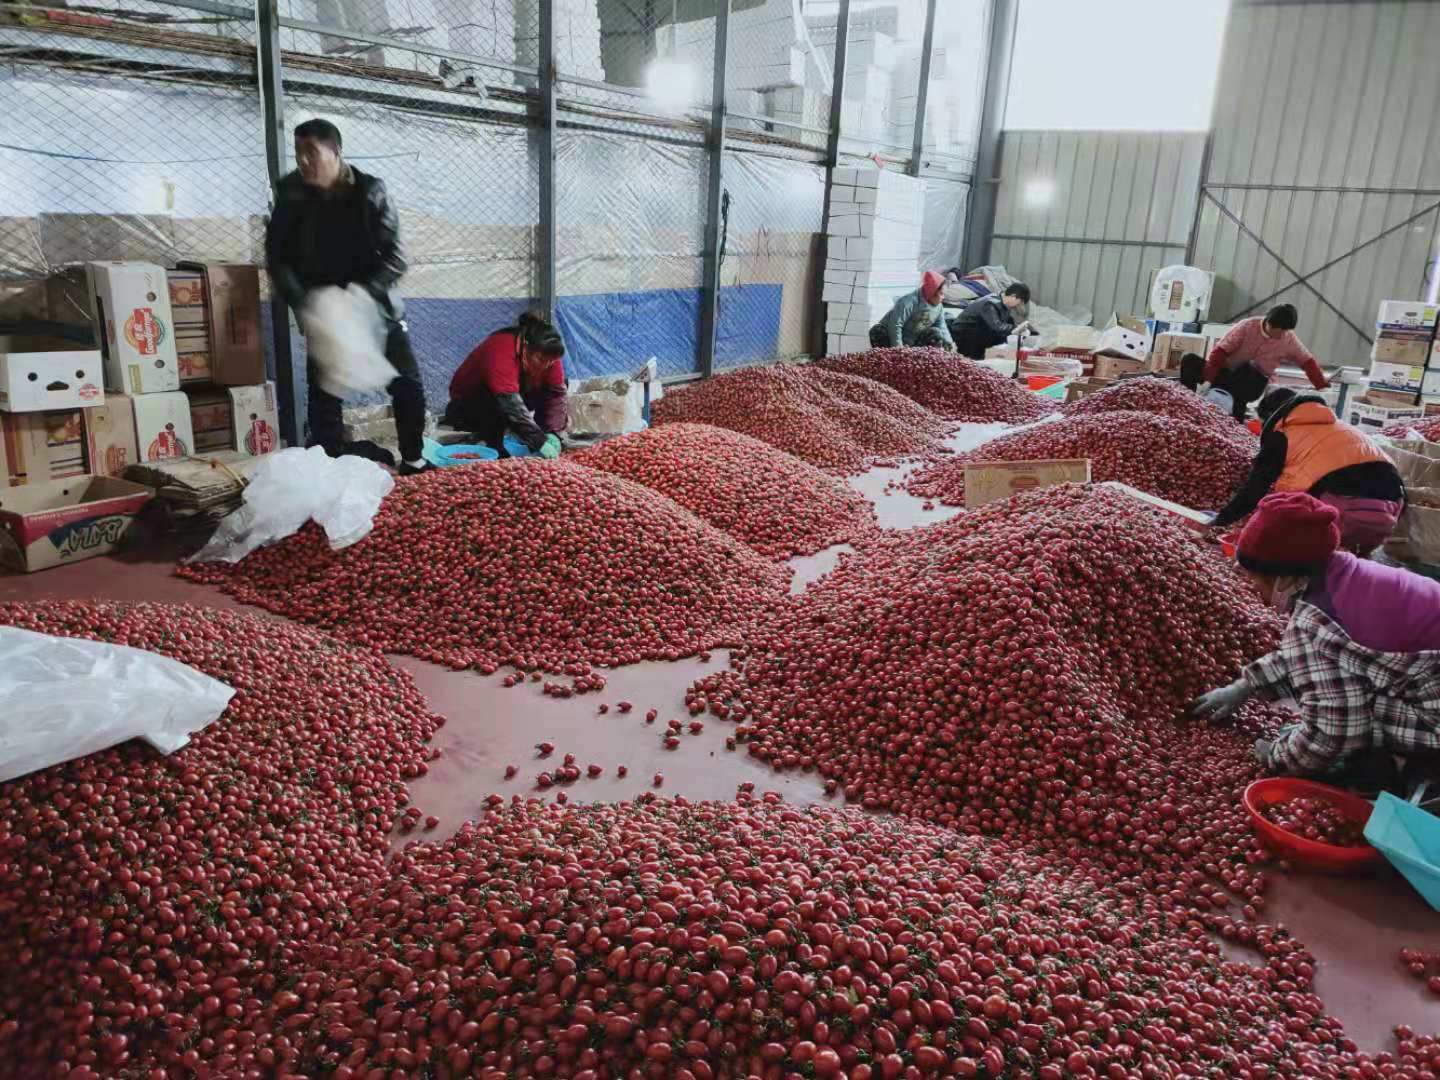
[1191,679,1252,724]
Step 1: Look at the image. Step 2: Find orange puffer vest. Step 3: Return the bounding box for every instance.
[1273,400,1390,493]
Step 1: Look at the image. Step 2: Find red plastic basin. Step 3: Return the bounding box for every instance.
[1243,778,1382,874]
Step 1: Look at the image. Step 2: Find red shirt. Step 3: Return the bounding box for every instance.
[450,330,566,401]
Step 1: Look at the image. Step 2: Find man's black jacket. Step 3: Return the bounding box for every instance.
[265,165,407,321]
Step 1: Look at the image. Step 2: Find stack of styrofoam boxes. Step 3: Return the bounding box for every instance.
[656,0,806,97]
[822,167,925,355]
[515,0,603,80]
[804,23,897,142]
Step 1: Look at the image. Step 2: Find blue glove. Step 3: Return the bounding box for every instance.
[538,434,562,460]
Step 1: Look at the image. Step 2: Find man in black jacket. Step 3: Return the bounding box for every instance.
[949,282,1031,360]
[265,118,430,474]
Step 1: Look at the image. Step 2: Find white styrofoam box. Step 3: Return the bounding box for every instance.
[822,282,853,303]
[823,269,857,286]
[1425,369,1440,398]
[1376,299,1438,330]
[0,337,104,413]
[827,214,861,238]
[846,33,895,70]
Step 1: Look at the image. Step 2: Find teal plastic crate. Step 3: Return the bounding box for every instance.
[1365,792,1440,911]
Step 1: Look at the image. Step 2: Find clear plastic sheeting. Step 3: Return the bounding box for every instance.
[0,71,271,279]
[0,627,236,783]
[190,446,395,564]
[716,150,825,366]
[918,176,968,272]
[554,129,707,378]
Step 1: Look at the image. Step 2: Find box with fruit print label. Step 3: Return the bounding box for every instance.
[90,261,180,395]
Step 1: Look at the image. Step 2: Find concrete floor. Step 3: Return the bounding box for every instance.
[2,424,1438,1053]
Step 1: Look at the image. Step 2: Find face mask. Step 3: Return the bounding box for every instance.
[1269,576,1308,613]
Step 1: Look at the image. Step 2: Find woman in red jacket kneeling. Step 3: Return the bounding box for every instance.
[445,311,568,458]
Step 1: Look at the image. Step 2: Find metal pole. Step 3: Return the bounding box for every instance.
[538,0,558,318]
[907,0,938,178]
[961,0,1018,270]
[697,0,731,379]
[1183,132,1214,266]
[256,0,300,447]
[809,0,850,358]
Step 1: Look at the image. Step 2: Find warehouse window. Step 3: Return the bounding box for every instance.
[1005,0,1229,131]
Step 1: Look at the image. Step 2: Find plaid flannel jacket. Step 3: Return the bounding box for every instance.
[1243,601,1440,775]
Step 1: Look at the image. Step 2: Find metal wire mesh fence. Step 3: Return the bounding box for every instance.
[716,149,824,366]
[0,3,269,324]
[1,0,964,424]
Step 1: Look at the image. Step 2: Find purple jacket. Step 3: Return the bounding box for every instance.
[1305,552,1440,653]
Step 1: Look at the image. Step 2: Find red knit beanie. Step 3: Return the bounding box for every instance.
[921,270,945,303]
[1236,492,1341,576]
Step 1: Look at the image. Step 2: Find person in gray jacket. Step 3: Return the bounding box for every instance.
[868,270,956,351]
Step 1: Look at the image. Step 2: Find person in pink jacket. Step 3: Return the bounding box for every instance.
[1201,304,1331,420]
[1193,492,1440,785]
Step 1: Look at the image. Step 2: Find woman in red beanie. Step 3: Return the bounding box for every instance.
[868,270,958,352]
[1193,491,1440,780]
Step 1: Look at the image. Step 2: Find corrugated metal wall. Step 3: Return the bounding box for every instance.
[1192,0,1440,366]
[989,131,1206,321]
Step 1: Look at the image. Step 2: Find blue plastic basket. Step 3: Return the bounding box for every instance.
[1365,791,1440,911]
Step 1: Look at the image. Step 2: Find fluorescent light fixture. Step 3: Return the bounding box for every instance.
[1023,178,1055,208]
[645,57,699,115]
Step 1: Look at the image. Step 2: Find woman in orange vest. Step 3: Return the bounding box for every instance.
[1210,387,1404,551]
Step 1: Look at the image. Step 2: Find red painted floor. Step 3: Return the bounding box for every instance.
[3,426,1438,1053]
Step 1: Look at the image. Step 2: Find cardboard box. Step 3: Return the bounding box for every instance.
[1369,360,1428,393]
[1092,325,1149,364]
[174,262,265,386]
[230,382,279,456]
[91,262,180,395]
[2,409,88,486]
[1065,377,1115,403]
[186,387,234,454]
[1093,354,1149,380]
[168,269,213,384]
[1052,325,1099,351]
[964,458,1091,509]
[1346,393,1425,431]
[1372,333,1432,366]
[0,475,152,573]
[1201,322,1235,343]
[1151,332,1209,375]
[122,391,194,462]
[1102,481,1214,530]
[82,400,139,478]
[0,336,104,412]
[1376,300,1438,330]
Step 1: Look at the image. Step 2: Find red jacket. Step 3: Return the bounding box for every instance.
[450,330,568,437]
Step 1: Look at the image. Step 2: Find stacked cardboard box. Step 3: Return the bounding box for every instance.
[517,0,603,80]
[1368,299,1438,396]
[822,167,925,355]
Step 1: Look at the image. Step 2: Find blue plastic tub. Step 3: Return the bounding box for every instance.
[1365,792,1440,911]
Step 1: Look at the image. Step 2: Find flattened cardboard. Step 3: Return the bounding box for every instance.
[964,458,1091,508]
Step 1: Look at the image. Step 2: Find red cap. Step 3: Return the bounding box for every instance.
[921,270,945,303]
[1236,491,1341,576]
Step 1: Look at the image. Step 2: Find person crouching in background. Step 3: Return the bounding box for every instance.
[445,311,567,459]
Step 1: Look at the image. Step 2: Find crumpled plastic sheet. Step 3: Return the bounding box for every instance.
[0,626,236,783]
